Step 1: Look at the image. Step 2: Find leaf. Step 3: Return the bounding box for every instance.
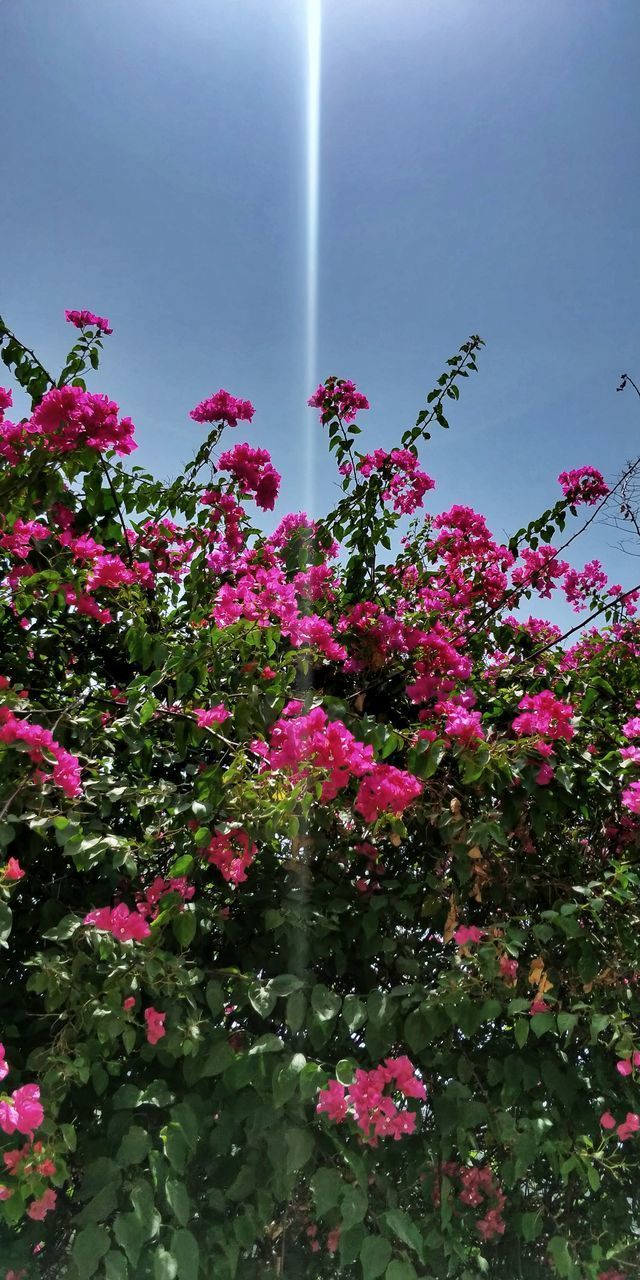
[341,1184,368,1230]
[311,984,342,1021]
[285,1126,314,1172]
[381,1209,423,1258]
[104,1253,129,1280]
[72,1226,111,1278]
[117,1125,151,1167]
[248,981,277,1018]
[311,1167,343,1215]
[153,1249,178,1280]
[172,910,196,948]
[360,1235,392,1278]
[342,994,366,1031]
[385,1263,418,1280]
[514,1018,529,1048]
[170,1230,200,1280]
[166,1178,190,1226]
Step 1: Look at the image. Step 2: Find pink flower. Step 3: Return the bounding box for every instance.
[30,386,135,456]
[0,1044,8,1081]
[26,1187,57,1220]
[217,442,281,511]
[326,1228,341,1254]
[558,465,609,506]
[316,1080,349,1122]
[144,1007,166,1046]
[354,764,422,823]
[512,691,575,742]
[616,1112,640,1141]
[616,1058,633,1076]
[193,705,230,728]
[453,925,485,946]
[622,717,640,739]
[0,1085,44,1136]
[529,999,551,1015]
[123,997,136,1012]
[621,781,640,814]
[2,859,24,882]
[308,377,369,423]
[65,309,112,334]
[600,1112,617,1130]
[0,1185,12,1200]
[206,828,256,886]
[190,390,255,427]
[84,903,151,943]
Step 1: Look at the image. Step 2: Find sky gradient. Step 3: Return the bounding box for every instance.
[1,0,639,626]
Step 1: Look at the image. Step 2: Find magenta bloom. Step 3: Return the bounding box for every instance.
[308,377,369,423]
[558,465,609,506]
[144,1007,166,1046]
[26,1188,57,1221]
[84,903,151,942]
[453,925,485,946]
[0,1043,8,1082]
[600,1111,616,1130]
[193,705,230,728]
[65,309,113,335]
[354,764,423,823]
[190,390,255,427]
[621,781,640,814]
[217,442,281,511]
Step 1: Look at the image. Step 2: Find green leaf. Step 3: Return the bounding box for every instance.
[166,1178,190,1226]
[104,1252,129,1280]
[248,981,277,1018]
[285,1126,314,1172]
[360,1235,392,1278]
[386,1262,418,1280]
[381,1209,423,1258]
[311,1168,343,1215]
[311,983,342,1021]
[173,910,196,947]
[153,1249,178,1280]
[72,1226,111,1278]
[342,995,366,1031]
[117,1125,151,1167]
[341,1184,368,1230]
[170,1230,200,1280]
[515,1019,529,1048]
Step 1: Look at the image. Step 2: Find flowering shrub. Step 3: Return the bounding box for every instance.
[0,310,638,1278]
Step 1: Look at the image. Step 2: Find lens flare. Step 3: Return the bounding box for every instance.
[305,0,322,515]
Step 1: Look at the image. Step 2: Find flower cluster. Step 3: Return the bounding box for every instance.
[217,442,281,511]
[84,902,151,942]
[0,707,82,797]
[354,763,423,822]
[190,389,255,426]
[65,309,113,334]
[29,386,136,455]
[205,828,256,886]
[308,377,369,423]
[512,691,575,742]
[558,466,609,506]
[433,1163,506,1242]
[316,1056,426,1144]
[256,706,375,801]
[358,448,435,514]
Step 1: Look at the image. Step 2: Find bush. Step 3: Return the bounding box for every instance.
[0,311,638,1278]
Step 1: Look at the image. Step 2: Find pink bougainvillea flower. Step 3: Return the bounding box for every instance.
[2,859,24,882]
[122,997,136,1012]
[65,309,112,334]
[0,1044,8,1081]
[0,1085,44,1136]
[308,377,369,423]
[84,903,151,943]
[600,1112,617,1130]
[453,925,485,946]
[616,1058,633,1076]
[144,1007,166,1046]
[193,705,229,728]
[26,1187,57,1220]
[190,390,254,427]
[558,465,609,506]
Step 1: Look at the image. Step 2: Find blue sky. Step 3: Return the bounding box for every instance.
[1,0,639,625]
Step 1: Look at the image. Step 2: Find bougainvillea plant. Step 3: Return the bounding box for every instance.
[0,309,639,1280]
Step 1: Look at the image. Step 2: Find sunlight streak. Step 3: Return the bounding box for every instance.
[304,0,322,515]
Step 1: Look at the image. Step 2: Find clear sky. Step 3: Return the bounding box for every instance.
[1,0,639,626]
